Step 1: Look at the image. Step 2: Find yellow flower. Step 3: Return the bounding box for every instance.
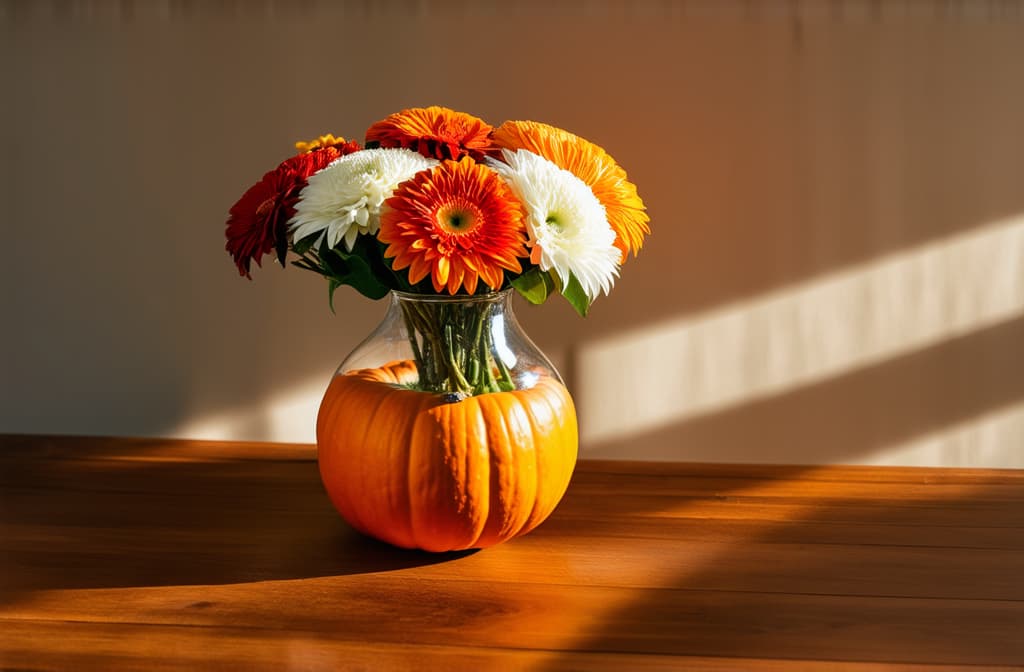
[294,134,348,153]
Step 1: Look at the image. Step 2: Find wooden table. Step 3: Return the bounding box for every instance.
[1,435,1022,671]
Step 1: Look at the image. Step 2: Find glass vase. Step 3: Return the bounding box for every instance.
[316,289,578,552]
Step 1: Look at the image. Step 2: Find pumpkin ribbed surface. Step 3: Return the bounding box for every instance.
[316,360,578,552]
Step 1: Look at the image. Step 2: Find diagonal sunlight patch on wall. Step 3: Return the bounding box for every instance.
[578,215,1024,451]
[173,375,328,444]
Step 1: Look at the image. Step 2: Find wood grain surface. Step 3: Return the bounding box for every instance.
[1,435,1022,671]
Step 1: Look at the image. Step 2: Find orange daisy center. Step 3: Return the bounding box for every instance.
[380,158,527,295]
[436,201,482,234]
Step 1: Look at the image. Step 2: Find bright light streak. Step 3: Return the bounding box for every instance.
[174,216,1024,468]
[578,216,1024,448]
[173,376,327,444]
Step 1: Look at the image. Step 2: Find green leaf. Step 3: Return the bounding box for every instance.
[562,272,592,317]
[327,278,343,314]
[290,257,320,273]
[291,233,318,257]
[363,237,415,292]
[318,239,391,302]
[511,268,555,305]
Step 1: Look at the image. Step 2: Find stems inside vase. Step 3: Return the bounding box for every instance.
[399,295,515,396]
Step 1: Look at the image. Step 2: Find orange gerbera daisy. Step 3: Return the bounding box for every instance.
[366,106,494,161]
[380,157,527,295]
[491,120,649,260]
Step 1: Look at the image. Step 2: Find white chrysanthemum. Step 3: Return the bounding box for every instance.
[488,149,619,300]
[290,148,438,250]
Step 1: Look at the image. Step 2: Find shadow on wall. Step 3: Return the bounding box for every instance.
[577,216,1024,466]
[2,2,1023,465]
[585,314,1024,467]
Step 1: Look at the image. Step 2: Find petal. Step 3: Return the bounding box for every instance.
[436,255,450,283]
[343,225,360,251]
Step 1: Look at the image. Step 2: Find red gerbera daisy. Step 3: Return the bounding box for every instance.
[365,106,494,161]
[225,142,359,278]
[380,157,527,295]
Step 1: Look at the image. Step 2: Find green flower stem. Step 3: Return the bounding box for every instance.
[398,296,513,396]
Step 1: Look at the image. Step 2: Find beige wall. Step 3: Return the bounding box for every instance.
[2,1,1022,467]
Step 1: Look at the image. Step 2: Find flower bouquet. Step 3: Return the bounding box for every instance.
[225,107,647,550]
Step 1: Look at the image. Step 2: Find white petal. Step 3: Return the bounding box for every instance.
[291,219,326,245]
[289,148,437,251]
[490,148,618,301]
[343,225,361,251]
[354,206,369,228]
[327,222,345,250]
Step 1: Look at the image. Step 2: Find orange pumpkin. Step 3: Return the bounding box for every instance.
[317,359,578,552]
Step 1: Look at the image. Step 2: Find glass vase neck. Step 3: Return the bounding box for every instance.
[392,289,517,396]
[390,289,512,306]
[337,288,563,396]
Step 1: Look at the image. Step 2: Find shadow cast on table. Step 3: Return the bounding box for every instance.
[0,452,476,605]
[540,472,1024,669]
[2,313,1021,609]
[531,318,1024,668]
